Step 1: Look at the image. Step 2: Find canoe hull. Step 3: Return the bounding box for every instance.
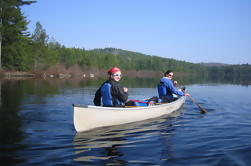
[73,96,186,132]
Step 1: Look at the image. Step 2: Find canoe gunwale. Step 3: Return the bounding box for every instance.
[73,97,184,111]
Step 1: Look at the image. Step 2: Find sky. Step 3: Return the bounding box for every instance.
[22,0,251,64]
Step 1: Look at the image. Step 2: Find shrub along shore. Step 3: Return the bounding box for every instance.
[0,69,191,80]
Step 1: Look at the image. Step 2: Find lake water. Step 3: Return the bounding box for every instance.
[0,78,251,166]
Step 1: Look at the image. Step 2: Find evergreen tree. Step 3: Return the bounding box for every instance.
[32,21,49,70]
[0,0,35,70]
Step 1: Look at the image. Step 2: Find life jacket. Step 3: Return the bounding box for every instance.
[157,82,172,98]
[157,83,167,98]
[100,82,122,107]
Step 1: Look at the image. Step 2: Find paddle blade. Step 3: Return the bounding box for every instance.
[198,105,207,114]
[188,96,207,114]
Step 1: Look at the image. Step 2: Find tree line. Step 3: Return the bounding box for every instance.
[0,0,250,79]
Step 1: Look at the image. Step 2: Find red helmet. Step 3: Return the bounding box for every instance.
[107,67,121,75]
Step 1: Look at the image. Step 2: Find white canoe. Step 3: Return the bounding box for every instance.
[73,96,186,132]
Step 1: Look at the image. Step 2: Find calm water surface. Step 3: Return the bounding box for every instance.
[0,78,251,166]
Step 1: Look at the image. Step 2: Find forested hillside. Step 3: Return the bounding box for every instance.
[93,48,204,73]
[0,0,250,79]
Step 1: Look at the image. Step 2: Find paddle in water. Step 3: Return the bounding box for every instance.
[188,95,207,114]
[174,82,207,114]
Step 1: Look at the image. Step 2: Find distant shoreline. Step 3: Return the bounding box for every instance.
[0,70,189,80]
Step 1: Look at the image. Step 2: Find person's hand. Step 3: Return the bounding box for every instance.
[184,93,190,97]
[123,87,128,93]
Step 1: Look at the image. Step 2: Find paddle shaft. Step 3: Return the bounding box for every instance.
[170,81,207,114]
[188,95,207,114]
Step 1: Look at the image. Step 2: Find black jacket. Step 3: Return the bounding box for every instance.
[93,79,128,106]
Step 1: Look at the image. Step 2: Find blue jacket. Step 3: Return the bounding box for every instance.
[157,77,184,99]
[93,80,128,107]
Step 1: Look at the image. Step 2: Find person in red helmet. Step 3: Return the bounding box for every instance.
[93,67,128,107]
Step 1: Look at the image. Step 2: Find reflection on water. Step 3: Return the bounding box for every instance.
[0,76,250,165]
[73,111,182,165]
[0,81,26,165]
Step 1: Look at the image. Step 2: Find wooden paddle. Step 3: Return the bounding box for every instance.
[188,95,207,114]
[174,82,207,114]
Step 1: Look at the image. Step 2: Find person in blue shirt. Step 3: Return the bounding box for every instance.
[157,70,190,102]
[93,67,128,107]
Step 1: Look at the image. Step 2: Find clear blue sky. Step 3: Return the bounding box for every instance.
[22,0,251,64]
